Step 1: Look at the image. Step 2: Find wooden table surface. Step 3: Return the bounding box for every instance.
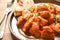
[0,0,60,40]
[0,0,13,40]
[0,0,17,40]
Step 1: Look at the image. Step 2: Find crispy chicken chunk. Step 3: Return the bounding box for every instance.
[41,26,55,39]
[37,4,48,12]
[50,23,60,33]
[22,9,32,20]
[55,7,60,14]
[29,22,41,38]
[16,16,26,28]
[48,14,55,25]
[39,11,50,19]
[39,17,48,26]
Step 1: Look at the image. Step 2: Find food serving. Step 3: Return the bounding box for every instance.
[13,0,60,39]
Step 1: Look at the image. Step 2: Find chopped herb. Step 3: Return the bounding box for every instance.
[54,16,58,22]
[50,6,52,10]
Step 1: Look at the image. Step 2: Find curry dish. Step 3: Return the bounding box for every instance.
[15,3,60,39]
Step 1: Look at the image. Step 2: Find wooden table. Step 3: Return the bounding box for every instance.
[0,0,16,40]
[2,12,19,40]
[0,0,60,40]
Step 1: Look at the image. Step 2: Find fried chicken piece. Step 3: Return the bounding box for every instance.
[50,23,60,33]
[22,16,35,35]
[32,14,40,22]
[37,4,48,12]
[41,26,55,39]
[58,18,60,23]
[38,16,48,26]
[22,21,32,36]
[29,22,41,38]
[16,16,26,28]
[33,17,38,22]
[22,21,32,34]
[55,7,60,14]
[22,9,33,20]
[48,14,55,25]
[39,11,50,19]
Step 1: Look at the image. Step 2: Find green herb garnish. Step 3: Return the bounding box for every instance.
[50,6,53,10]
[54,16,58,22]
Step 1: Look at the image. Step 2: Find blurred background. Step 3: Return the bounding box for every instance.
[34,0,60,5]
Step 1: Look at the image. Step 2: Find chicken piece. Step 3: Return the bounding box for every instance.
[38,16,48,26]
[50,23,60,33]
[16,16,26,28]
[41,26,55,39]
[37,4,48,12]
[39,11,50,19]
[47,3,55,13]
[33,17,38,22]
[22,21,32,36]
[55,7,60,14]
[48,14,55,25]
[22,16,35,35]
[32,14,40,22]
[22,9,32,20]
[22,21,32,33]
[40,19,48,26]
[29,22,41,38]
